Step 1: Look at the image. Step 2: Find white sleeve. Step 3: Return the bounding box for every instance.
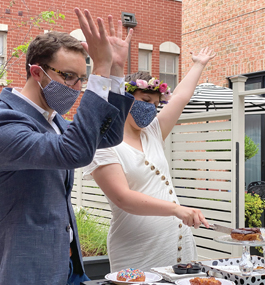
[110,75,125,95]
[83,147,121,180]
[86,74,112,101]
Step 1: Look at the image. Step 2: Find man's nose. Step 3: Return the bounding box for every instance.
[72,79,82,91]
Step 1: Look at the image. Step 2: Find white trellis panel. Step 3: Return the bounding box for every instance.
[71,76,261,261]
[164,111,240,260]
[72,168,111,225]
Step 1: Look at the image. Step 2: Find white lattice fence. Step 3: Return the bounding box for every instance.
[165,111,237,260]
[72,170,111,225]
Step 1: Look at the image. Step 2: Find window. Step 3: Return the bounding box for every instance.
[159,53,177,90]
[228,70,265,90]
[86,56,92,77]
[138,50,151,73]
[70,28,93,90]
[159,42,180,91]
[244,71,265,92]
[0,24,8,85]
[0,34,4,65]
[228,70,265,95]
[138,43,152,74]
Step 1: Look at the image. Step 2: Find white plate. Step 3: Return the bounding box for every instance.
[175,277,235,285]
[105,271,162,284]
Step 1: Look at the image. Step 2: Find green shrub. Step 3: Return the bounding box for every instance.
[245,135,259,161]
[245,193,265,254]
[245,193,265,227]
[74,206,109,256]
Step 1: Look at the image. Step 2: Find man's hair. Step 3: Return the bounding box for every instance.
[26,31,88,79]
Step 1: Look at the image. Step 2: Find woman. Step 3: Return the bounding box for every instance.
[83,47,216,272]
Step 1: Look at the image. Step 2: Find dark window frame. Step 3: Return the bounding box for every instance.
[228,70,265,91]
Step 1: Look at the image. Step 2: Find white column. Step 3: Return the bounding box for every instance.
[76,167,83,207]
[230,75,247,256]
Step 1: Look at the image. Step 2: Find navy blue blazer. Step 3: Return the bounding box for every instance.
[0,88,134,285]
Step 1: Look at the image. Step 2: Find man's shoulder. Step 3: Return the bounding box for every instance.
[0,88,18,108]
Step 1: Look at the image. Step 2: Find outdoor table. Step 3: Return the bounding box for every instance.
[81,278,172,285]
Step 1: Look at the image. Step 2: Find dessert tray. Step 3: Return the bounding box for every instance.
[105,271,162,284]
[214,235,265,246]
[151,266,206,282]
[213,234,265,276]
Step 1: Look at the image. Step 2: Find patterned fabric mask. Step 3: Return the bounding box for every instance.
[130,100,157,128]
[38,67,80,115]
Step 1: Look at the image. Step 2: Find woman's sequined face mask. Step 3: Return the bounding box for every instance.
[129,100,157,128]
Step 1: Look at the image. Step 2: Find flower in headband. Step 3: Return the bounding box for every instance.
[125,77,171,104]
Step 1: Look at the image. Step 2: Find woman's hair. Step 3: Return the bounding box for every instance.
[26,31,87,79]
[125,71,161,98]
[125,71,152,83]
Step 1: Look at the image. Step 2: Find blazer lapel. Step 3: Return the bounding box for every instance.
[53,115,73,197]
[0,88,56,134]
[53,114,69,134]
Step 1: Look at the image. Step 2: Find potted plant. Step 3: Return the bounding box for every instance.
[74,206,110,280]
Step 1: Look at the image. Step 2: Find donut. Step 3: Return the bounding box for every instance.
[230,227,262,241]
[116,268,145,282]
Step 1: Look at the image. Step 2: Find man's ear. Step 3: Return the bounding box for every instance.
[29,65,44,82]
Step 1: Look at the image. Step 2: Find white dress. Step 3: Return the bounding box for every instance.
[83,118,197,272]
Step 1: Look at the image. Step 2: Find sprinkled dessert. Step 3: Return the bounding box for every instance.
[116,268,145,282]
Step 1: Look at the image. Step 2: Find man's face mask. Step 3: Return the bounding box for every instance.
[130,100,157,128]
[31,65,81,115]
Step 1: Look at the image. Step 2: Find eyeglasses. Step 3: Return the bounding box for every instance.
[43,64,88,88]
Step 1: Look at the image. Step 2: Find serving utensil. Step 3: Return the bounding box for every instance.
[209,224,233,234]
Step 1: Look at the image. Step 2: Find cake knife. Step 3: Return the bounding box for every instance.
[209,224,233,234]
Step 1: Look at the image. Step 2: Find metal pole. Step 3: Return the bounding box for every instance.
[127,27,131,75]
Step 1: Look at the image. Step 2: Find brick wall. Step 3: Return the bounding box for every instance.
[182,0,265,87]
[0,0,181,119]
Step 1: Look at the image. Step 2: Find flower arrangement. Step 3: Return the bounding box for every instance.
[125,77,171,104]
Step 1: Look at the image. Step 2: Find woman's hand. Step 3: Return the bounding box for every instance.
[175,205,209,229]
[191,46,216,67]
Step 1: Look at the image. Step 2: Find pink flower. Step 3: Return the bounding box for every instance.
[136,79,148,89]
[159,83,168,93]
[154,79,160,86]
[164,89,171,96]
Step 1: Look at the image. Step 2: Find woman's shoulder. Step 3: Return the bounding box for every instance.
[83,147,121,180]
[143,117,163,143]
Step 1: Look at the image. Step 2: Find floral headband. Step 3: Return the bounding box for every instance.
[125,78,171,104]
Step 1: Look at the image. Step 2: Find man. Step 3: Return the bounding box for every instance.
[0,8,134,285]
